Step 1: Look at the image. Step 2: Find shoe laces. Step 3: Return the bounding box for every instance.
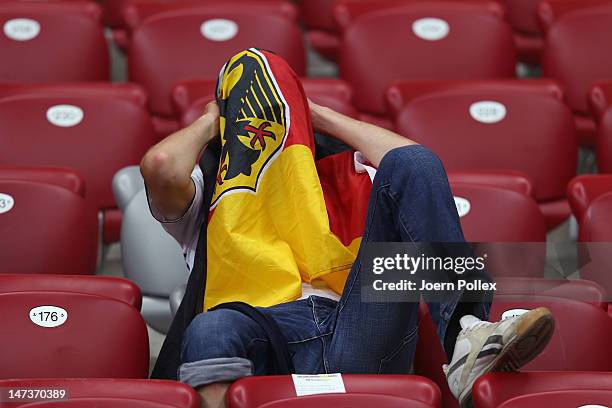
[462,320,491,334]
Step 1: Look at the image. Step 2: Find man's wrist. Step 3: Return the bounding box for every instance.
[194,112,219,143]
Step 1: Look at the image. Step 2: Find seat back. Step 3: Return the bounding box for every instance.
[540,1,612,114]
[336,1,515,114]
[227,375,441,408]
[0,274,142,310]
[0,84,156,233]
[0,379,199,407]
[126,1,305,117]
[0,172,97,275]
[386,79,564,119]
[0,1,108,81]
[589,80,612,120]
[473,371,612,408]
[0,276,149,379]
[394,87,577,202]
[450,183,546,242]
[567,174,612,222]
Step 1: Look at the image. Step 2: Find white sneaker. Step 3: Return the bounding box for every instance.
[443,307,554,408]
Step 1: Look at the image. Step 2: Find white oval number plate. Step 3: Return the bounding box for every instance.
[201,19,238,41]
[4,18,40,41]
[454,196,471,218]
[30,306,68,328]
[46,105,84,127]
[469,101,507,124]
[412,18,449,41]
[501,308,529,320]
[0,193,14,214]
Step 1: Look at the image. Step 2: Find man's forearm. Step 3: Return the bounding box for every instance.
[310,103,417,167]
[141,111,218,220]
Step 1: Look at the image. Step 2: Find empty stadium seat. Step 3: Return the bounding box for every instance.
[416,285,612,408]
[567,174,612,224]
[450,182,546,243]
[0,1,109,82]
[579,192,612,295]
[0,168,97,275]
[125,1,305,136]
[448,170,536,198]
[540,0,612,144]
[0,274,149,378]
[172,78,357,127]
[227,375,441,408]
[0,83,157,244]
[472,371,612,408]
[336,1,516,124]
[502,0,544,64]
[0,378,200,407]
[391,82,577,228]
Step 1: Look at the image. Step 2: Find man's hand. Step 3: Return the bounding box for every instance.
[141,101,221,221]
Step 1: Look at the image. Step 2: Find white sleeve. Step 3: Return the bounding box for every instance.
[146,165,204,270]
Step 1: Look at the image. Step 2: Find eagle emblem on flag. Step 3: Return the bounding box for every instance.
[211,48,289,208]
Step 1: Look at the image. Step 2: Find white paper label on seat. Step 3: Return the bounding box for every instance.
[292,374,346,396]
[0,193,14,214]
[469,101,507,124]
[412,18,449,41]
[46,105,84,127]
[454,196,471,218]
[29,306,68,328]
[578,405,608,408]
[3,18,40,41]
[501,308,529,320]
[200,19,238,41]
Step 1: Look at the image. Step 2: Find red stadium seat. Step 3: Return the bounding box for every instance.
[472,372,612,408]
[540,0,612,145]
[567,174,612,224]
[597,105,612,173]
[501,0,544,64]
[0,169,97,275]
[0,275,149,379]
[172,78,357,127]
[0,83,156,244]
[579,192,612,296]
[0,1,109,82]
[416,285,612,408]
[336,1,515,123]
[448,170,536,198]
[450,183,546,243]
[0,274,142,310]
[392,83,577,229]
[0,378,199,408]
[227,375,441,408]
[125,0,305,136]
[386,79,564,118]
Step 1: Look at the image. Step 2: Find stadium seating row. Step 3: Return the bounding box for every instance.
[1,372,611,407]
[2,0,612,142]
[0,274,609,407]
[1,79,612,247]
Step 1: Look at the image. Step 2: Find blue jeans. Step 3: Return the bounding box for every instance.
[179,145,490,387]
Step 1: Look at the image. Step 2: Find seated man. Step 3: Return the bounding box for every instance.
[141,49,554,408]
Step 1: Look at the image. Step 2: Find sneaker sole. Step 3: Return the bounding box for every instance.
[459,307,555,408]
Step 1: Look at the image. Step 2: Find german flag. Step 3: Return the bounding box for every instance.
[204,49,370,310]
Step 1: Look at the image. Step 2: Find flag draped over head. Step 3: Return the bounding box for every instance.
[204,48,370,310]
